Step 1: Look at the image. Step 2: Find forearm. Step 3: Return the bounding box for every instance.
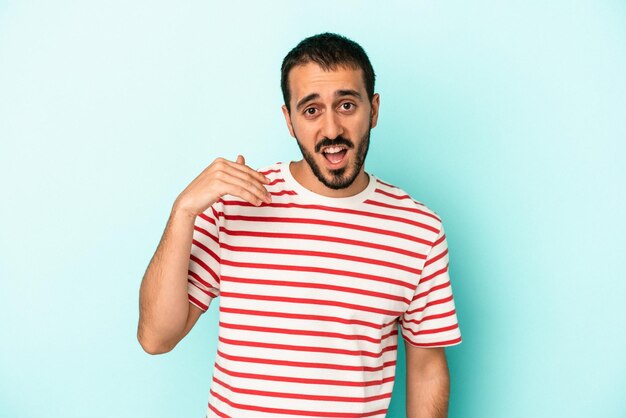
[137,203,196,353]
[406,371,450,418]
[405,344,451,418]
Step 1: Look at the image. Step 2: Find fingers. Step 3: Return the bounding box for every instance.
[181,155,273,216]
[218,174,271,206]
[211,158,271,206]
[230,155,270,185]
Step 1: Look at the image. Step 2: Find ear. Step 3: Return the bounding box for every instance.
[281,104,296,138]
[370,93,380,129]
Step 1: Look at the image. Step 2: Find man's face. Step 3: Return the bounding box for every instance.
[282,62,380,190]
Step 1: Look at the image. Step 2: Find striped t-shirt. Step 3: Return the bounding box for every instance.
[187,161,462,417]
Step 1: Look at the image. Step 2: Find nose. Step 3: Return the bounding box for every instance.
[320,111,344,140]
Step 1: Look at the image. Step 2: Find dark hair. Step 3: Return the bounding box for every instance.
[281,32,376,113]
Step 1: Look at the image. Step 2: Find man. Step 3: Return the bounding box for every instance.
[138,32,462,417]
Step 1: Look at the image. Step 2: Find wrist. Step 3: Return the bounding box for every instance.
[171,199,198,221]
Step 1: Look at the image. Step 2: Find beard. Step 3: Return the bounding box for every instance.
[294,122,372,190]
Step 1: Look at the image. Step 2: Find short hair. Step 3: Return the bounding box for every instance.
[281,32,376,113]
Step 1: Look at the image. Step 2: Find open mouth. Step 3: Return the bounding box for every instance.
[321,145,348,166]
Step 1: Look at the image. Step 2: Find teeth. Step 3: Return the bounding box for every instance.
[323,146,346,154]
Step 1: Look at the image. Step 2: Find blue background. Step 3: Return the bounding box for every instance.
[1,1,625,417]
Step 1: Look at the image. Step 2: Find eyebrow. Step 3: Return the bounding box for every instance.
[295,89,363,111]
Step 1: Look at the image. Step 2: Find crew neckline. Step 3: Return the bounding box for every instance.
[280,161,377,207]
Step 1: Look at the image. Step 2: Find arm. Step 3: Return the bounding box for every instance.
[137,206,202,354]
[405,343,450,418]
[137,155,272,355]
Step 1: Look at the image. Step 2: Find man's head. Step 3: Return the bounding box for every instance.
[281,33,380,191]
[281,33,376,115]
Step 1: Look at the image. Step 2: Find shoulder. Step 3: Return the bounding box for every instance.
[256,161,283,177]
[254,161,285,185]
[369,174,443,231]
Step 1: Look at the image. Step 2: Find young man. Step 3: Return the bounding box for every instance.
[138,32,462,418]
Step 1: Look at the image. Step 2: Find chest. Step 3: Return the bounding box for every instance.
[216,203,433,327]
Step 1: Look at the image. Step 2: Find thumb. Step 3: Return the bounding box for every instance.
[236,154,245,165]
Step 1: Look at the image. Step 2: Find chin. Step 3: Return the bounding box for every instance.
[322,165,359,190]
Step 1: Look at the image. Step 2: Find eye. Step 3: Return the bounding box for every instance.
[304,107,317,116]
[341,102,355,111]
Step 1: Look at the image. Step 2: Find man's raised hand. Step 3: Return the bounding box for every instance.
[173,154,272,218]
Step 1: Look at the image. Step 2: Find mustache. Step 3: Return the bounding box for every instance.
[315,136,354,153]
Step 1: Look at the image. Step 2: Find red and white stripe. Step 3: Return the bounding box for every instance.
[187,161,461,417]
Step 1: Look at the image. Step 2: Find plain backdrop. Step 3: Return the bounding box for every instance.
[1,1,625,417]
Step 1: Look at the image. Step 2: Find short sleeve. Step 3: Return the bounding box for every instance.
[187,201,222,313]
[399,221,462,347]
